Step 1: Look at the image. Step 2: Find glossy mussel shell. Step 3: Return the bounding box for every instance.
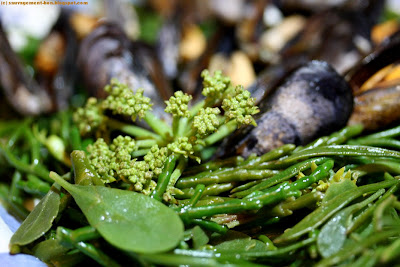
[220,60,353,157]
[347,30,400,130]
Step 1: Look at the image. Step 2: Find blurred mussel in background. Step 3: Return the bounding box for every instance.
[0,0,400,155]
[346,30,400,131]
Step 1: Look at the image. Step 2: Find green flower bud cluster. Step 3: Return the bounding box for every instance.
[120,160,155,194]
[86,138,116,183]
[73,72,259,199]
[165,91,192,118]
[144,145,169,177]
[110,135,137,169]
[222,85,259,126]
[86,135,168,194]
[86,136,137,184]
[73,97,104,135]
[167,137,194,158]
[103,78,152,121]
[201,70,232,104]
[193,107,221,138]
[120,145,167,195]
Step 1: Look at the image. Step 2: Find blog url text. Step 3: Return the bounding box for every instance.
[0,1,88,6]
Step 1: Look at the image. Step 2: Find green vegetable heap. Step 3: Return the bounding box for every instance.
[2,70,400,266]
[73,71,259,200]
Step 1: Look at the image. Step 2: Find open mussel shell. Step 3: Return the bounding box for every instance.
[219,60,353,158]
[347,30,400,130]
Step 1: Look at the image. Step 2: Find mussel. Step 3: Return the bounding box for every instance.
[220,60,353,157]
[347,30,400,131]
[78,22,173,120]
[0,22,52,115]
[34,10,80,110]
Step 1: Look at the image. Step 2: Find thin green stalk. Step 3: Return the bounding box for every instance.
[348,138,400,150]
[176,169,279,188]
[297,125,363,152]
[230,179,264,194]
[178,198,263,222]
[325,124,364,145]
[373,195,396,232]
[135,139,158,148]
[151,155,178,201]
[0,144,51,182]
[17,174,51,196]
[360,124,400,139]
[24,128,41,166]
[233,157,329,198]
[172,235,316,259]
[58,226,100,243]
[267,191,325,217]
[190,219,228,234]
[177,117,189,137]
[57,227,120,267]
[172,116,180,137]
[202,120,237,146]
[297,137,329,151]
[188,184,205,206]
[168,156,187,188]
[177,196,228,207]
[258,235,277,250]
[189,99,205,118]
[7,123,26,148]
[179,162,333,221]
[59,110,71,142]
[347,183,400,234]
[178,183,234,199]
[242,144,296,167]
[315,229,400,267]
[275,179,399,244]
[183,156,244,176]
[274,145,400,167]
[380,238,400,263]
[106,117,163,142]
[70,126,82,150]
[144,111,172,139]
[8,170,24,206]
[131,149,150,158]
[246,160,333,204]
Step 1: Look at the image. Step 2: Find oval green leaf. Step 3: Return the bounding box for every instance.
[274,179,398,244]
[317,189,384,258]
[50,171,184,253]
[10,185,61,246]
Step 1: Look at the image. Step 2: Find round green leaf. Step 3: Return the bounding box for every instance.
[50,172,184,253]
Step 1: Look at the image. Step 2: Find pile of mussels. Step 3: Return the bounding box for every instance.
[0,0,400,156]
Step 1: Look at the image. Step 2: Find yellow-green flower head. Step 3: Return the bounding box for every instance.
[167,137,193,158]
[165,91,192,118]
[193,107,221,137]
[201,69,231,100]
[222,85,259,126]
[103,78,152,121]
[144,145,169,176]
[73,97,104,135]
[86,138,115,181]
